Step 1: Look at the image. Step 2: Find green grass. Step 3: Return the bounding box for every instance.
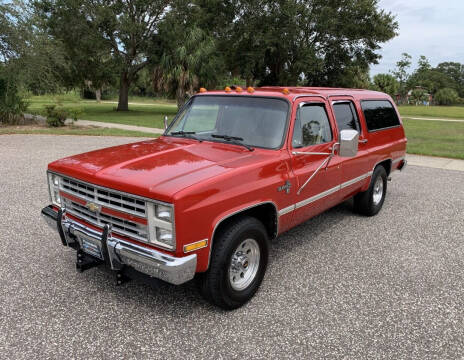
[27,94,178,129]
[403,119,464,159]
[0,126,158,138]
[102,95,176,105]
[398,105,464,119]
[22,94,464,159]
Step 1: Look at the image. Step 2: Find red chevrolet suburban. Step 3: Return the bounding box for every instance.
[42,87,407,309]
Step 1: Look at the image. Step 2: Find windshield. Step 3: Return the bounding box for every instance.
[166,96,289,149]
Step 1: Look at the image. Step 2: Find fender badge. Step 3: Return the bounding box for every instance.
[277,181,292,194]
[85,202,101,213]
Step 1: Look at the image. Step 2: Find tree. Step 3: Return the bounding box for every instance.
[417,55,431,72]
[0,73,28,124]
[36,0,173,111]
[406,56,457,96]
[153,27,220,108]
[0,1,29,123]
[1,1,22,62]
[1,1,71,94]
[151,1,223,108]
[407,69,453,95]
[436,62,464,97]
[371,73,399,98]
[409,88,428,105]
[194,0,398,88]
[391,53,412,101]
[17,33,70,94]
[301,0,398,88]
[434,88,459,105]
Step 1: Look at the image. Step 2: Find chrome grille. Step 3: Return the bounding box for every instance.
[61,177,146,217]
[63,198,148,242]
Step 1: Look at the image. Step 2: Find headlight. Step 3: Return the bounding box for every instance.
[147,202,175,250]
[156,228,173,243]
[155,204,172,222]
[47,172,62,206]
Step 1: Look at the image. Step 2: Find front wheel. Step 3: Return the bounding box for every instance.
[198,216,269,310]
[354,165,387,216]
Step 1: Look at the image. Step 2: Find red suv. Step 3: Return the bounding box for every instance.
[42,87,407,309]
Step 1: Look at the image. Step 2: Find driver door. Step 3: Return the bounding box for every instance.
[290,99,342,225]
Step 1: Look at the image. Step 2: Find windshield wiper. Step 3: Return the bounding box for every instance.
[170,131,202,142]
[211,134,254,151]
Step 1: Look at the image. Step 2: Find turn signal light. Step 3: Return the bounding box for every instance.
[247,87,254,93]
[184,239,208,253]
[282,88,290,95]
[224,86,232,93]
[199,87,207,93]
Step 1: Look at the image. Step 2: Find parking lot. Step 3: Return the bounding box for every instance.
[1,134,463,359]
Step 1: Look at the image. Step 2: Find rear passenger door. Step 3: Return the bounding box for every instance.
[330,98,371,199]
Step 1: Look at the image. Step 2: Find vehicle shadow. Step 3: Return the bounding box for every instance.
[270,199,356,253]
[83,199,359,314]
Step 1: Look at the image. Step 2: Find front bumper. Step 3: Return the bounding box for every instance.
[41,205,197,285]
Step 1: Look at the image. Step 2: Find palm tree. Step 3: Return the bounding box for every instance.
[153,27,218,108]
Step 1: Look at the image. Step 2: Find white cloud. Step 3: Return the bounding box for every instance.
[370,0,464,76]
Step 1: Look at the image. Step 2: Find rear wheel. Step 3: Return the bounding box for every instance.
[354,165,387,216]
[198,216,269,310]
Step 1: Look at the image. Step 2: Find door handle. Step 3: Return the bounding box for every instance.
[359,139,368,144]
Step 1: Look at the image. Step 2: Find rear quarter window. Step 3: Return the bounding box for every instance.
[361,100,400,132]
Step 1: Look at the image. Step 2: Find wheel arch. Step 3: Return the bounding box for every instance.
[361,158,392,192]
[207,202,278,268]
[375,158,392,176]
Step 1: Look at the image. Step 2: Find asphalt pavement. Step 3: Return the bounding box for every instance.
[1,134,463,359]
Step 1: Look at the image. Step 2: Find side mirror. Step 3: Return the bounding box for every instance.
[339,129,359,157]
[164,115,168,130]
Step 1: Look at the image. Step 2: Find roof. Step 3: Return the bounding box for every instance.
[199,86,389,101]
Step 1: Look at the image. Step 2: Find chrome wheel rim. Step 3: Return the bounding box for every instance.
[372,176,384,206]
[229,238,260,291]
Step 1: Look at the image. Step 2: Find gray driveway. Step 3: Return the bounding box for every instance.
[1,135,463,359]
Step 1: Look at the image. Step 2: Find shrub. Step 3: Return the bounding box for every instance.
[45,105,68,127]
[434,88,459,105]
[0,77,29,125]
[68,106,84,125]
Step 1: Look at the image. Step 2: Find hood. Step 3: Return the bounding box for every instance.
[48,136,269,202]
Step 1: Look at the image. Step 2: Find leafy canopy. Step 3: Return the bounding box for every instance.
[371,73,399,98]
[200,0,398,87]
[434,88,459,106]
[35,0,174,110]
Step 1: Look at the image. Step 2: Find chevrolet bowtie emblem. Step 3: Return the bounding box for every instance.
[85,202,101,213]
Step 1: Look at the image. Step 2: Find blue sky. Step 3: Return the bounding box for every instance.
[370,0,464,76]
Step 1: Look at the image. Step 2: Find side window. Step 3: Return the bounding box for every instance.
[332,102,361,132]
[292,104,332,148]
[361,100,400,131]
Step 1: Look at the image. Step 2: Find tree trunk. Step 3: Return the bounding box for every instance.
[95,88,102,103]
[176,87,186,109]
[117,72,130,111]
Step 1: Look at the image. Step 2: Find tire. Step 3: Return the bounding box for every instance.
[198,216,269,310]
[354,165,387,216]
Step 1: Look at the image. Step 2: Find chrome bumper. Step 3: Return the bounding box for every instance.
[41,206,197,285]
